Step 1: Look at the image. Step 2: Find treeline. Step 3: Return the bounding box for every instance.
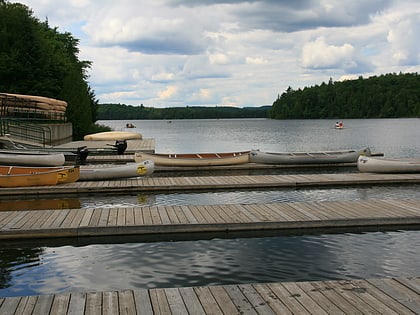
[271,73,420,119]
[97,104,271,120]
[0,1,98,139]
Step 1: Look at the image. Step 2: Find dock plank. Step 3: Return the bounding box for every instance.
[0,277,418,315]
[1,173,420,197]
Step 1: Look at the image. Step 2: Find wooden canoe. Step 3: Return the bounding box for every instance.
[79,160,154,181]
[84,131,142,141]
[357,156,420,173]
[0,165,80,185]
[249,148,371,164]
[0,150,65,166]
[0,165,80,187]
[134,151,250,166]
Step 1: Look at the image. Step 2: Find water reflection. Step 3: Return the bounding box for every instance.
[0,230,419,297]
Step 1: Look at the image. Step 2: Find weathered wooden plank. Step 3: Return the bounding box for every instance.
[282,281,329,315]
[223,284,257,314]
[67,292,86,315]
[32,294,54,315]
[132,289,153,315]
[367,278,420,314]
[149,288,171,315]
[194,286,224,315]
[118,290,136,315]
[178,287,206,315]
[238,284,276,314]
[102,291,118,315]
[252,283,293,315]
[208,285,240,315]
[85,291,102,315]
[0,296,23,315]
[50,293,71,315]
[164,288,189,315]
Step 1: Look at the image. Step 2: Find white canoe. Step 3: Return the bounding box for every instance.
[250,148,371,164]
[79,160,154,181]
[134,151,250,167]
[0,150,65,166]
[84,131,142,141]
[357,156,420,173]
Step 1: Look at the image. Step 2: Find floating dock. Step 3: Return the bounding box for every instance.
[0,173,419,197]
[0,277,418,314]
[1,199,419,240]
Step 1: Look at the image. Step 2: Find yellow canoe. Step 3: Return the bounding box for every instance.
[0,165,80,187]
[84,131,142,141]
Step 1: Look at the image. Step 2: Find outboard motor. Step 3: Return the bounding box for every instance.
[115,139,127,155]
[76,146,89,165]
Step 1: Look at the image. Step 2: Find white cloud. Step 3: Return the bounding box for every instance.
[15,0,420,107]
[301,37,355,69]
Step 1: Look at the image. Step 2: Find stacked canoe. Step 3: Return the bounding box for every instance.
[0,93,67,120]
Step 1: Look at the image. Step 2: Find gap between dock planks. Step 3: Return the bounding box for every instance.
[1,199,420,240]
[0,173,420,197]
[0,277,418,314]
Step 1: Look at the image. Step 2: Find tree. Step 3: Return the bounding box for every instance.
[0,1,97,139]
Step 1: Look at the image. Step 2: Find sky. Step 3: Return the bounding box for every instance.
[17,0,420,108]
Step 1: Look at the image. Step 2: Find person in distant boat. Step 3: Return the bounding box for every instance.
[335,121,339,128]
[339,121,343,128]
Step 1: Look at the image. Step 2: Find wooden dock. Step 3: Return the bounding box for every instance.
[0,173,419,197]
[0,277,418,314]
[1,199,419,240]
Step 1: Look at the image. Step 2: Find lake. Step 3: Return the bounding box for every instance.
[1,118,419,297]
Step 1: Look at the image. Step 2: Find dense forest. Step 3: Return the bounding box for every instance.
[0,1,98,139]
[97,104,271,120]
[271,73,420,119]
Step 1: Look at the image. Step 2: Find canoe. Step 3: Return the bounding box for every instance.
[79,160,154,181]
[134,151,250,166]
[357,156,420,173]
[0,150,65,166]
[0,165,79,187]
[0,165,80,187]
[249,147,371,164]
[84,131,142,141]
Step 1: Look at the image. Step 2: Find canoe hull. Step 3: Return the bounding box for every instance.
[0,150,65,166]
[0,165,80,186]
[134,151,250,167]
[250,148,371,164]
[84,131,142,141]
[79,160,154,181]
[357,156,420,173]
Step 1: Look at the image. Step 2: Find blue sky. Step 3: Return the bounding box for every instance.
[18,0,420,107]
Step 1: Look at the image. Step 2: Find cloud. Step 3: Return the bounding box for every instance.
[15,0,420,107]
[158,85,178,100]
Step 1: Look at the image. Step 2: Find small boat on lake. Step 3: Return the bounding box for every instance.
[84,131,142,141]
[357,155,420,173]
[0,165,79,187]
[250,147,371,164]
[79,160,154,181]
[0,150,65,166]
[134,151,250,167]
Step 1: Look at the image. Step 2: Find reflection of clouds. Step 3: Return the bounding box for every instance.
[3,231,420,296]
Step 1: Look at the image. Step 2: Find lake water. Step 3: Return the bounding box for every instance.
[1,118,419,297]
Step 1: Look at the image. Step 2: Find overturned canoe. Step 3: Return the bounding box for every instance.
[0,150,65,166]
[0,165,80,184]
[79,160,154,181]
[250,148,371,164]
[84,131,142,141]
[134,151,250,167]
[357,156,420,173]
[0,165,79,187]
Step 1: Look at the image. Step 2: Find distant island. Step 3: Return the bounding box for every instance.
[96,104,271,120]
[97,72,420,120]
[271,72,420,119]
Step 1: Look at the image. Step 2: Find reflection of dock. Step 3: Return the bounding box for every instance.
[0,276,418,314]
